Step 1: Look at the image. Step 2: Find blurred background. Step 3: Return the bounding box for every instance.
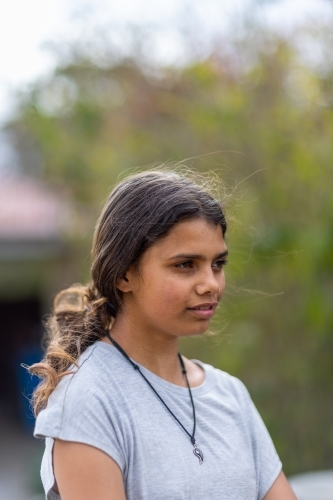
[0,0,333,498]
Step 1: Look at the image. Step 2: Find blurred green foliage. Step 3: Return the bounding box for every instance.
[4,22,333,474]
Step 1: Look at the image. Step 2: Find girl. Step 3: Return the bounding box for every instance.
[31,170,297,500]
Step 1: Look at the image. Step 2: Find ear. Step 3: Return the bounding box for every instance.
[116,276,130,293]
[116,270,136,293]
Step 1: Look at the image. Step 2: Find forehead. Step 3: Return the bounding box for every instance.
[148,218,226,259]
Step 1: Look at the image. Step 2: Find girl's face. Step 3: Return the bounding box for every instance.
[121,218,228,339]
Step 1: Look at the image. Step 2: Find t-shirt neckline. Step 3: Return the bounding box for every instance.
[96,341,215,396]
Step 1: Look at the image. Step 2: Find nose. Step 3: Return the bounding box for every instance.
[195,268,222,296]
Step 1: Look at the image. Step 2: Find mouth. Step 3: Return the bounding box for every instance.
[187,302,217,319]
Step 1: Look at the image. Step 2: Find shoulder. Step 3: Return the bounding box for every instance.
[194,359,254,411]
[34,342,124,439]
[44,342,116,402]
[196,359,250,395]
[214,367,251,401]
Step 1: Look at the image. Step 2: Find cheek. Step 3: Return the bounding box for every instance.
[148,278,189,312]
[164,282,188,302]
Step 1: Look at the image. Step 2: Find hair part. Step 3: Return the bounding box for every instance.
[29,169,227,415]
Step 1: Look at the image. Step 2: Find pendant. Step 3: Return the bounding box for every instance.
[193,443,204,464]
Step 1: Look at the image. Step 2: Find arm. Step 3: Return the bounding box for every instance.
[53,439,127,500]
[263,471,297,500]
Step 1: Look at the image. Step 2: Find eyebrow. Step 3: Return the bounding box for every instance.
[168,250,229,261]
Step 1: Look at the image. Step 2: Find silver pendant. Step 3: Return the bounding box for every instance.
[193,443,203,464]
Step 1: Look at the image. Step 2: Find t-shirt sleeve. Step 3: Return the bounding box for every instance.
[34,365,126,499]
[230,376,282,500]
[35,372,126,470]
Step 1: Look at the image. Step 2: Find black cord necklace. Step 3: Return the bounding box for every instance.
[105,331,204,465]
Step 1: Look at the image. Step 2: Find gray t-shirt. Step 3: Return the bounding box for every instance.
[34,341,282,500]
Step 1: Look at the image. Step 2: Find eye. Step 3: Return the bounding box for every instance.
[175,260,193,269]
[212,259,228,269]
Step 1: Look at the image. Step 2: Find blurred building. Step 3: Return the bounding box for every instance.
[0,174,75,429]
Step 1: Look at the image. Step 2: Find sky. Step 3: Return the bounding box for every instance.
[0,0,332,124]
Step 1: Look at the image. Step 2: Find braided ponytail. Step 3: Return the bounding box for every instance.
[29,284,114,414]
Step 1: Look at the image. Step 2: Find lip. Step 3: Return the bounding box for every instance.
[187,302,218,319]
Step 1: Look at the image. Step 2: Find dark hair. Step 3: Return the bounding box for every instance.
[29,170,227,414]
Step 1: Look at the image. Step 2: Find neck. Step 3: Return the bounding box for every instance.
[104,312,185,386]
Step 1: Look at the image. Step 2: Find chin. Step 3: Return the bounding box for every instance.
[182,322,211,337]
